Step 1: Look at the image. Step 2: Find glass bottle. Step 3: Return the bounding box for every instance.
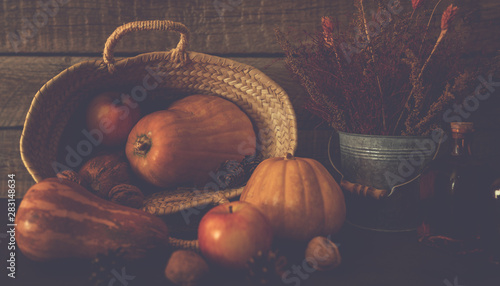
[429,122,491,241]
[486,178,500,263]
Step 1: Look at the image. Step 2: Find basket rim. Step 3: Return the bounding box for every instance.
[20,50,298,184]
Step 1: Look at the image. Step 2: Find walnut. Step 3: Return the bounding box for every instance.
[304,236,341,271]
[78,151,132,198]
[56,170,83,185]
[108,184,144,209]
[165,250,210,286]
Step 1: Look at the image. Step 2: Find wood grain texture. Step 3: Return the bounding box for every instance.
[1,0,498,54]
[0,56,312,128]
[0,56,79,127]
[0,129,35,198]
[1,0,352,54]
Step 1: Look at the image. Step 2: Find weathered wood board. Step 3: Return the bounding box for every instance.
[1,0,498,55]
[0,129,35,197]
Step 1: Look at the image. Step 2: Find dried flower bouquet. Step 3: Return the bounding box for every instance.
[276,0,480,136]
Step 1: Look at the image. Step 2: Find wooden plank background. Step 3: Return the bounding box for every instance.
[1,0,500,197]
[1,0,499,55]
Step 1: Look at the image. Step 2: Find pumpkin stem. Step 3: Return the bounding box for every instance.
[229,205,233,214]
[285,153,295,160]
[134,134,152,157]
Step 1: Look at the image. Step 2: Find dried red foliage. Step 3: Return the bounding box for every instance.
[441,4,459,31]
[412,0,425,10]
[276,0,479,135]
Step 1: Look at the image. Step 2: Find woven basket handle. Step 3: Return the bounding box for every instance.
[103,20,190,73]
[168,192,230,252]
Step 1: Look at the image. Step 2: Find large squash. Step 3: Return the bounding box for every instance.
[16,178,169,261]
[240,154,346,242]
[126,94,256,188]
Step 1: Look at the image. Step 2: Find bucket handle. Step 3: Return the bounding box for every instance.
[327,130,444,200]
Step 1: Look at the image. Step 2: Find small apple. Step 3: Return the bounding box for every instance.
[198,201,273,269]
[86,91,141,146]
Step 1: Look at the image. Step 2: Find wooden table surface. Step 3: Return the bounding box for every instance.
[1,0,500,285]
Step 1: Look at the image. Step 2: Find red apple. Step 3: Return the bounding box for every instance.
[86,91,141,146]
[198,201,273,269]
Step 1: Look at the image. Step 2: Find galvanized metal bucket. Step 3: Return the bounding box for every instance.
[328,131,443,232]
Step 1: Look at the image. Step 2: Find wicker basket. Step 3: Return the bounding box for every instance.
[20,20,297,251]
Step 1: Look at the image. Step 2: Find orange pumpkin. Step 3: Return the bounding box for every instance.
[126,94,256,188]
[240,154,346,242]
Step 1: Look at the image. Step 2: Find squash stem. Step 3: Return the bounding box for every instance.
[229,205,233,214]
[134,134,152,157]
[285,153,295,160]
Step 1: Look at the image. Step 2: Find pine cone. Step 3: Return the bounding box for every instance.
[215,154,264,189]
[88,248,128,286]
[216,160,245,189]
[241,154,263,181]
[246,250,288,285]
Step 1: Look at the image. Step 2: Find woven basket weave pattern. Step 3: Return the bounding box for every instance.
[20,20,297,251]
